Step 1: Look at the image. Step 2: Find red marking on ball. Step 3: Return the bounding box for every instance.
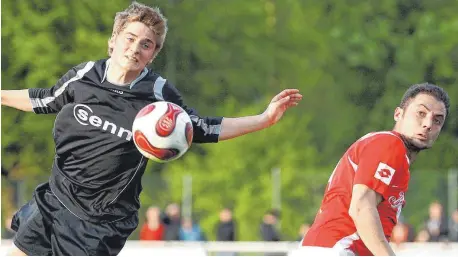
[185,122,193,147]
[134,130,179,161]
[136,104,156,119]
[156,103,183,137]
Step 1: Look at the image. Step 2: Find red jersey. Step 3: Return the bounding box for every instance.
[139,223,165,241]
[301,131,410,256]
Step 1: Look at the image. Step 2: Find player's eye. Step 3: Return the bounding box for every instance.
[433,118,443,125]
[417,111,426,117]
[126,37,134,42]
[142,43,150,49]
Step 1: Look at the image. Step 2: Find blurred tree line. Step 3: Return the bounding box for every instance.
[1,0,457,241]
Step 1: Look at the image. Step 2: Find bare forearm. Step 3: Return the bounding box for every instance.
[218,114,269,141]
[353,207,395,256]
[1,90,33,112]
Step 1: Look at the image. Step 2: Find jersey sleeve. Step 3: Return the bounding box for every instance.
[28,62,92,114]
[159,79,223,143]
[353,135,407,199]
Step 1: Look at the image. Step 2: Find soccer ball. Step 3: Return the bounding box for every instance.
[132,101,193,163]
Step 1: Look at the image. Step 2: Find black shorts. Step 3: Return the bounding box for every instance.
[11,182,138,256]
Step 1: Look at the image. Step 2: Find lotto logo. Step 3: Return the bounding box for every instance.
[374,162,395,185]
[378,169,392,178]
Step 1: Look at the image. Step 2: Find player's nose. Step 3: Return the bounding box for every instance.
[422,117,433,131]
[129,43,140,55]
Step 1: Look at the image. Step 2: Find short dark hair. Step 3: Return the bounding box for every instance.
[400,83,450,117]
[267,209,280,218]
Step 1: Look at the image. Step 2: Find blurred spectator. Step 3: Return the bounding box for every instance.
[425,201,448,242]
[296,223,310,241]
[2,212,16,239]
[139,206,164,241]
[161,203,181,240]
[391,223,409,245]
[396,215,416,242]
[450,209,458,242]
[260,209,282,256]
[260,209,281,241]
[1,166,9,177]
[215,208,237,256]
[415,229,430,242]
[216,208,236,241]
[179,217,205,241]
[405,223,416,242]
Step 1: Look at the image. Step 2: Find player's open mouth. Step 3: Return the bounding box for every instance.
[125,56,138,62]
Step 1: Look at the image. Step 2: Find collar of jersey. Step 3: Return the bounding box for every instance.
[101,58,149,89]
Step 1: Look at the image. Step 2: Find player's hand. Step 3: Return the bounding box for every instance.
[262,89,302,126]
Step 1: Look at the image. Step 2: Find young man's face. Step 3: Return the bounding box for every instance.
[109,21,157,72]
[394,93,446,150]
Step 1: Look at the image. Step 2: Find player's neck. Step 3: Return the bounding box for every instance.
[392,129,419,164]
[106,62,142,86]
[406,150,418,164]
[398,134,419,164]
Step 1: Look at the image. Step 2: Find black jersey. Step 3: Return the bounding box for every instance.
[28,59,223,222]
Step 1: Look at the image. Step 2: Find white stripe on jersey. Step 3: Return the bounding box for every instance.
[129,68,149,88]
[348,156,358,172]
[30,61,95,110]
[153,76,167,100]
[54,62,95,97]
[359,131,398,141]
[189,115,222,135]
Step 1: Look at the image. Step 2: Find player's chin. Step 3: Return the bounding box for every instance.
[121,61,145,71]
[412,139,432,150]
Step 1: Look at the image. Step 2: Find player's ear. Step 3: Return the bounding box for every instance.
[394,107,403,122]
[108,35,116,50]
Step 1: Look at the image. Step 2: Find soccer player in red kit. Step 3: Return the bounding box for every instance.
[297,83,450,256]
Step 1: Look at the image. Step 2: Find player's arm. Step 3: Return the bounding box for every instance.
[349,135,407,256]
[218,89,301,141]
[1,90,34,112]
[2,62,88,114]
[349,184,395,256]
[161,81,301,142]
[218,114,269,141]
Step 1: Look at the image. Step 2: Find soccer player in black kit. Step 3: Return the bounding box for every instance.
[1,2,302,256]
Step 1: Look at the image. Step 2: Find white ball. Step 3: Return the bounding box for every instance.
[132,101,193,163]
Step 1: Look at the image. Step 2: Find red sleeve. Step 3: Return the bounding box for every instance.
[353,135,407,199]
